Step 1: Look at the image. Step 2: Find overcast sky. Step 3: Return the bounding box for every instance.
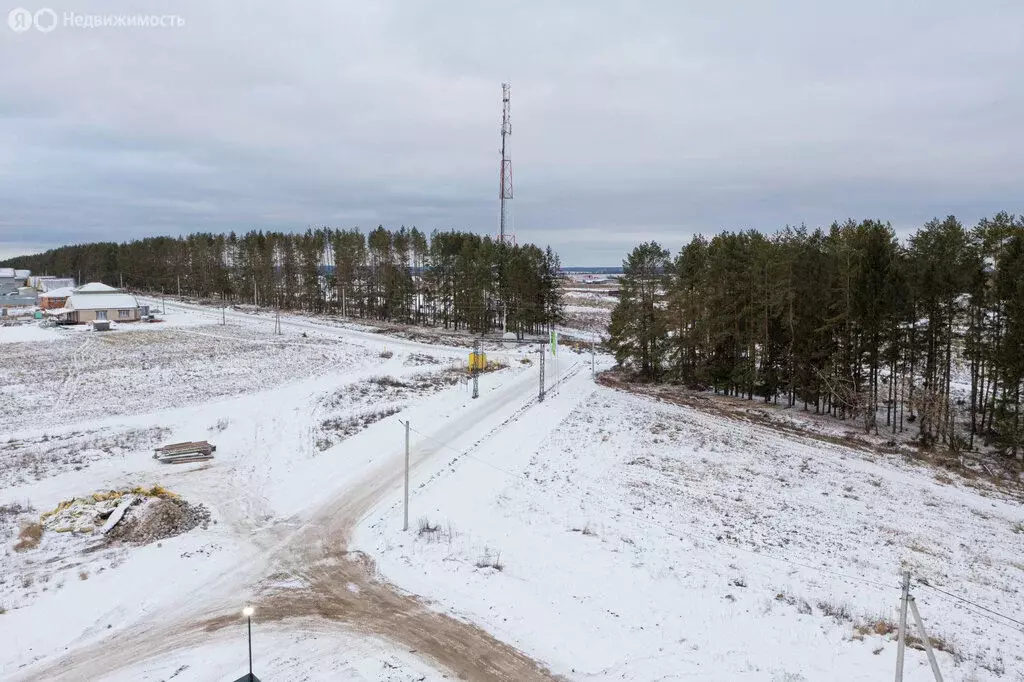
[1,1,1021,265]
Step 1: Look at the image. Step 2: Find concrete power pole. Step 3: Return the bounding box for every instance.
[472,338,480,399]
[403,420,410,531]
[538,343,545,402]
[895,571,911,681]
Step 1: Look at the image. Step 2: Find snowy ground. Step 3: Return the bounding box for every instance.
[1,303,496,681]
[2,300,1022,681]
[355,368,1024,681]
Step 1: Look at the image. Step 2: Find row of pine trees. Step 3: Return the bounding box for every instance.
[609,213,1024,459]
[3,227,563,337]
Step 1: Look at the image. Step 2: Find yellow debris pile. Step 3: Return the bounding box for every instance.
[40,485,178,534]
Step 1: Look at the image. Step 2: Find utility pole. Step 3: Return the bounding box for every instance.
[538,343,545,402]
[222,306,226,325]
[275,308,281,335]
[472,338,480,399]
[253,277,258,307]
[908,596,944,681]
[895,571,910,682]
[177,273,181,300]
[403,420,410,531]
[591,337,596,376]
[498,82,513,243]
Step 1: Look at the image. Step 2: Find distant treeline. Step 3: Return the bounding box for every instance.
[2,228,563,336]
[609,213,1024,458]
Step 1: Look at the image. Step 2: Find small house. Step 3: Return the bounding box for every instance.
[63,282,141,323]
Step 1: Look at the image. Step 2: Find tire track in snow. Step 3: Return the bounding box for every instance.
[17,350,583,682]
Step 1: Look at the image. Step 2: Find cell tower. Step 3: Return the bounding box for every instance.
[499,82,513,243]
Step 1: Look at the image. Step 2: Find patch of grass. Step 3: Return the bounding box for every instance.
[775,591,812,615]
[1012,521,1024,534]
[817,600,853,623]
[368,375,410,389]
[78,570,89,581]
[379,349,394,359]
[0,501,33,521]
[905,633,963,663]
[570,522,597,537]
[417,517,440,536]
[854,616,898,638]
[13,522,43,552]
[475,547,504,571]
[318,406,403,451]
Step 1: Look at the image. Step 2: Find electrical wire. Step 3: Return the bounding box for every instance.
[915,579,1024,631]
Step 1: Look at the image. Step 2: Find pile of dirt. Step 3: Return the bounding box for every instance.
[38,486,210,545]
[106,496,211,545]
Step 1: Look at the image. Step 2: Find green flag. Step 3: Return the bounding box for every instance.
[550,330,558,356]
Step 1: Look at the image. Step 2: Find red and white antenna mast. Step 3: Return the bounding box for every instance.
[499,82,513,243]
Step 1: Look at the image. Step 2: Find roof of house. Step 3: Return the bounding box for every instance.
[39,278,76,292]
[76,282,120,294]
[40,287,75,298]
[67,293,139,310]
[14,269,30,278]
[0,268,15,279]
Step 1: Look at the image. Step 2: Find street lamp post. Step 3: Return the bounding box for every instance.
[242,605,254,681]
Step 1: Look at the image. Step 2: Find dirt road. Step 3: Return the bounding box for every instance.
[17,331,575,681]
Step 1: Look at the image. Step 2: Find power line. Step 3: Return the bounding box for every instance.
[915,579,1024,632]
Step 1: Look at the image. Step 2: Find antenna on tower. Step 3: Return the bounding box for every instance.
[499,82,513,243]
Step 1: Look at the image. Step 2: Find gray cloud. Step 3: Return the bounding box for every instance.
[1,0,1021,265]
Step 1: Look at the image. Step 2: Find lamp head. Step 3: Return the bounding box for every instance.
[242,606,255,617]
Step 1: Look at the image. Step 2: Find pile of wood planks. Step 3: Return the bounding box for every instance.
[153,440,216,464]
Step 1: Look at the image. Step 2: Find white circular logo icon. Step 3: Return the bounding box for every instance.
[33,7,56,32]
[7,7,32,32]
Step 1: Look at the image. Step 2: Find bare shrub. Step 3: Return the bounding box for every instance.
[906,633,963,662]
[775,591,812,615]
[14,522,43,552]
[570,522,596,536]
[475,547,504,571]
[368,375,409,389]
[78,570,89,581]
[817,600,852,623]
[379,349,394,359]
[318,406,402,450]
[0,501,33,521]
[854,616,898,638]
[417,517,440,537]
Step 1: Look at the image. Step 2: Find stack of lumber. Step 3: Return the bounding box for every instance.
[153,441,216,464]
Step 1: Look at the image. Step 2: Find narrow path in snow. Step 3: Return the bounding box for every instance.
[14,323,583,681]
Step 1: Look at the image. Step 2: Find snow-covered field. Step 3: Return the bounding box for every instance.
[356,375,1024,681]
[2,301,1022,681]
